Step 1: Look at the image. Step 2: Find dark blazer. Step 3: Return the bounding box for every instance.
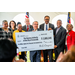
[39,23,54,31]
[39,23,54,62]
[22,25,33,32]
[54,26,66,52]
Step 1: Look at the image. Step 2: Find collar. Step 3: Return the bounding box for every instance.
[56,26,62,29]
[32,28,38,31]
[44,23,49,25]
[26,25,30,28]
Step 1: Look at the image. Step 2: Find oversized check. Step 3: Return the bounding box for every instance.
[16,30,54,52]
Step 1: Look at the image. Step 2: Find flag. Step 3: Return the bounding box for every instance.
[25,12,29,18]
[25,12,30,25]
[67,12,71,23]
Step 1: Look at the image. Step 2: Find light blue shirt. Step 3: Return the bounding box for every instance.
[56,26,61,34]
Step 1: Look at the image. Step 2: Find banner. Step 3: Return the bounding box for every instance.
[16,30,54,52]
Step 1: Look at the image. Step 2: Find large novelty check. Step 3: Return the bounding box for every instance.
[16,30,54,52]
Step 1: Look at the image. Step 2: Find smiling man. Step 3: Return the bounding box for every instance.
[54,19,66,61]
[39,15,54,62]
[29,21,42,62]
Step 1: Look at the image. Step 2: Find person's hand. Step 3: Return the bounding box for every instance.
[8,38,13,41]
[43,49,46,50]
[54,45,57,49]
[15,59,25,62]
[48,28,52,31]
[56,52,64,62]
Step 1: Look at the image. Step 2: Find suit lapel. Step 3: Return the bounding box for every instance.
[49,23,51,28]
[42,24,44,30]
[55,26,62,36]
[25,25,27,31]
[30,25,31,28]
[37,28,40,31]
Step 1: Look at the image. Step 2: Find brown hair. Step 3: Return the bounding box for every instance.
[9,20,16,28]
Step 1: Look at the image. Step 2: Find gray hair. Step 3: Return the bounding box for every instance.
[32,21,38,25]
[2,20,8,24]
[57,19,62,23]
[66,23,73,28]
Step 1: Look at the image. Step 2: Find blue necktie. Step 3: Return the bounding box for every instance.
[46,24,47,30]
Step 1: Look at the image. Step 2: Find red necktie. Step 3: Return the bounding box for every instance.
[27,25,29,31]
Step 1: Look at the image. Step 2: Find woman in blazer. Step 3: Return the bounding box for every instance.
[66,23,75,50]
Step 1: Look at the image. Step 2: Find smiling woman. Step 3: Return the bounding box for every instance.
[13,13,34,26]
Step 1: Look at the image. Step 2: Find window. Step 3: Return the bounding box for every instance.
[13,13,34,26]
[52,14,74,30]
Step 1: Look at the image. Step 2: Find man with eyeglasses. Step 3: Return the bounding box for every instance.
[39,15,54,62]
[29,21,42,62]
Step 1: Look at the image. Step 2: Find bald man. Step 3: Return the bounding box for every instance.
[22,18,33,31]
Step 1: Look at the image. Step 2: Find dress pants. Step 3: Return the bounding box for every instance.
[30,51,41,62]
[43,49,53,62]
[54,49,64,61]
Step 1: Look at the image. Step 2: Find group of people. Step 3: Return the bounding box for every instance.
[0,15,75,62]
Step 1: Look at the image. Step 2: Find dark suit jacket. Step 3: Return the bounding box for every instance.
[54,26,66,52]
[39,23,54,31]
[39,23,54,51]
[22,25,33,32]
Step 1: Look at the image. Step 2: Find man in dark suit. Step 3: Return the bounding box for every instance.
[29,21,42,62]
[39,15,54,62]
[22,18,33,31]
[54,19,66,61]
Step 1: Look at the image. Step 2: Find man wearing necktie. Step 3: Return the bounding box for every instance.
[27,25,29,31]
[22,18,33,32]
[22,18,33,61]
[39,15,54,62]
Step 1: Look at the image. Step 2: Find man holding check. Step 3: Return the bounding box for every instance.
[39,15,54,62]
[29,21,42,62]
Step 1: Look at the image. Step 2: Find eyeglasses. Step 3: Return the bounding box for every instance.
[33,24,38,25]
[18,27,22,28]
[45,19,49,20]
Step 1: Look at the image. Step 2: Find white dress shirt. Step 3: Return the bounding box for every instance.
[44,23,49,31]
